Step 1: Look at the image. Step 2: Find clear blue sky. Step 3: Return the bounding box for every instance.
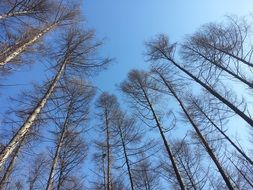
[83,0,253,93]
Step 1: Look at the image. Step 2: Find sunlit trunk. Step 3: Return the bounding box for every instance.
[0,59,67,169]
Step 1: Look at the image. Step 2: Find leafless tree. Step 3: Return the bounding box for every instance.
[145,34,253,128]
[0,28,109,169]
[94,92,120,190]
[121,70,186,190]
[0,0,79,72]
[45,78,94,190]
[132,153,160,190]
[186,94,253,167]
[181,18,253,89]
[26,153,48,190]
[160,140,208,190]
[150,67,234,189]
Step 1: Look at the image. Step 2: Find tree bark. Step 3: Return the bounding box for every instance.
[186,46,253,89]
[192,99,253,167]
[118,125,135,190]
[140,84,186,190]
[0,22,57,67]
[46,104,72,190]
[0,10,35,20]
[0,58,67,169]
[160,51,253,127]
[157,72,235,190]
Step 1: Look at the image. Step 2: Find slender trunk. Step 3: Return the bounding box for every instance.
[0,10,35,20]
[0,143,21,190]
[206,43,253,68]
[140,85,186,190]
[56,165,64,190]
[46,105,72,190]
[192,99,253,167]
[118,126,134,190]
[0,59,67,169]
[158,72,234,190]
[160,51,253,127]
[102,152,106,190]
[187,46,253,88]
[227,156,253,188]
[105,110,112,190]
[0,22,57,67]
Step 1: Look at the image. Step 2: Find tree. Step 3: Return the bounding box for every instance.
[186,94,253,167]
[0,28,109,169]
[95,92,119,190]
[151,67,234,189]
[0,0,78,72]
[45,78,94,190]
[160,140,208,190]
[132,153,160,190]
[146,34,253,128]
[181,19,253,89]
[121,70,186,190]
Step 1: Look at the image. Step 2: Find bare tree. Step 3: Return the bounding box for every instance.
[186,94,253,167]
[27,153,48,190]
[151,67,234,189]
[121,70,186,190]
[160,140,208,190]
[0,0,79,71]
[181,19,253,89]
[45,79,94,190]
[0,28,109,169]
[145,34,253,128]
[132,153,160,190]
[95,92,120,190]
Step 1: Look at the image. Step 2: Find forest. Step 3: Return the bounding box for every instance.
[0,0,253,189]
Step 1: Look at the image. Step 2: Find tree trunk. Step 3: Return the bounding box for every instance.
[192,99,253,167]
[105,110,112,190]
[186,46,253,89]
[0,59,67,169]
[118,126,135,190]
[0,10,35,20]
[158,72,235,190]
[0,22,57,67]
[46,105,72,190]
[161,52,253,127]
[140,85,186,190]
[0,143,21,190]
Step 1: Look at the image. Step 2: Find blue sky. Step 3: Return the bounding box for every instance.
[83,0,253,94]
[1,1,253,188]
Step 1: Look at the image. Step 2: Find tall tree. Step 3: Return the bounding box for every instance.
[146,34,253,128]
[95,92,119,190]
[0,28,109,169]
[151,67,234,189]
[45,79,94,190]
[121,70,186,190]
